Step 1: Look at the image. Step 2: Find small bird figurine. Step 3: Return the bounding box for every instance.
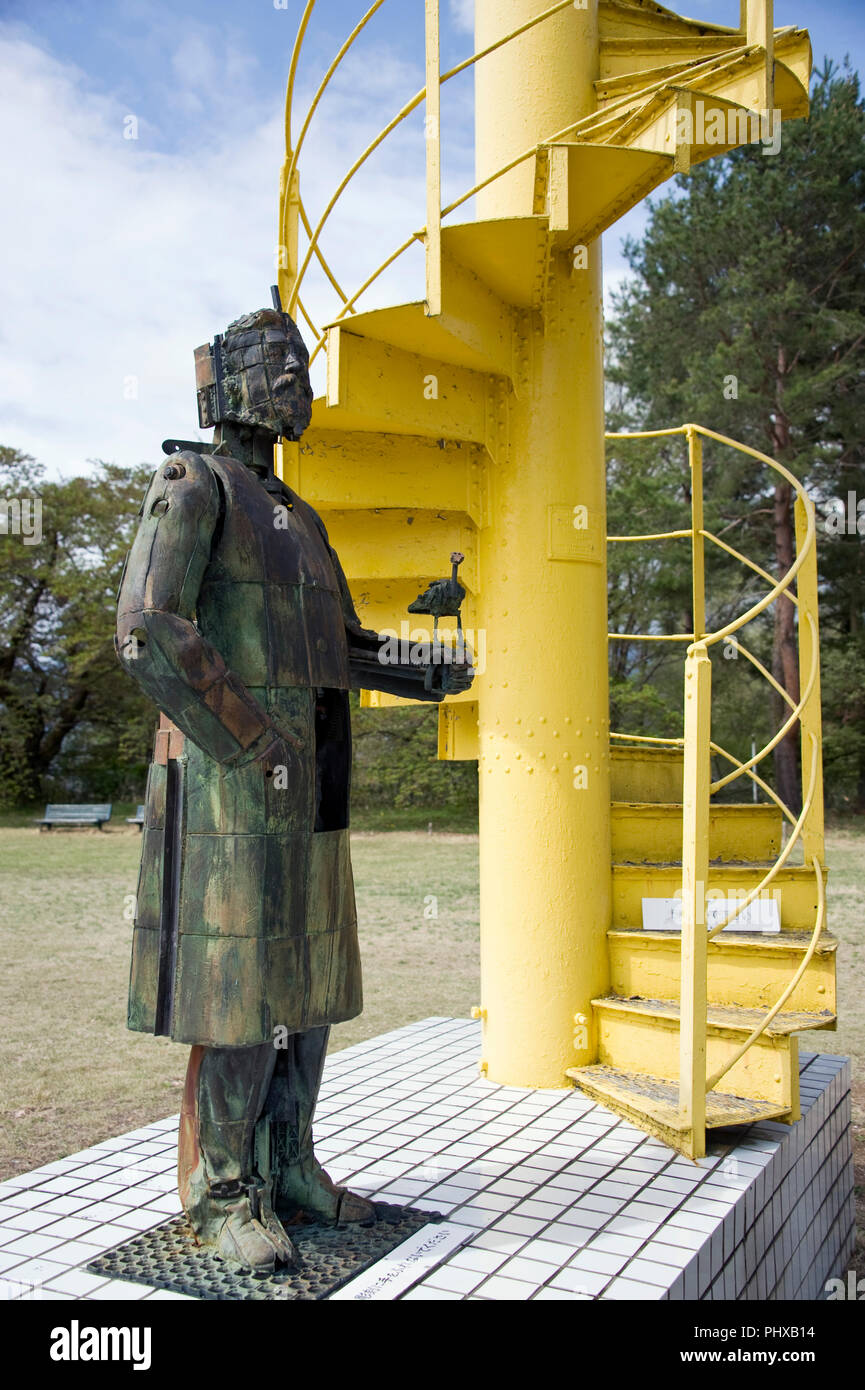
[408,552,466,637]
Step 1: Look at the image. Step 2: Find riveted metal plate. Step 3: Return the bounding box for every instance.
[547,504,603,564]
[86,1204,440,1301]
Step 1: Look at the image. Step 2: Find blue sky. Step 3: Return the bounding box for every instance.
[1,0,862,477]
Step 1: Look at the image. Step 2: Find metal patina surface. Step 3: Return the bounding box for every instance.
[114,300,474,1273]
[87,1205,439,1301]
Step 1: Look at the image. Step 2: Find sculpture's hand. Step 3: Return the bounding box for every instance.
[439,659,475,696]
[430,639,476,697]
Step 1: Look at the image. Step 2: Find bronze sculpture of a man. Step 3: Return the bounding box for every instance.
[116,303,473,1273]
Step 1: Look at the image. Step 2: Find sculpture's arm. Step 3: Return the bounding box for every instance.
[116,452,297,765]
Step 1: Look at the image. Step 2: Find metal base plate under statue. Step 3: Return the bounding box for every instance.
[86,1203,440,1301]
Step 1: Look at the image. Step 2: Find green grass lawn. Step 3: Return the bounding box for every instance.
[0,827,480,1178]
[1,819,862,1275]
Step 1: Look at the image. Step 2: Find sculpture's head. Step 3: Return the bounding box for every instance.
[194,307,313,441]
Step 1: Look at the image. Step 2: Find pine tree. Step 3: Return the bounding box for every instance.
[607,64,865,811]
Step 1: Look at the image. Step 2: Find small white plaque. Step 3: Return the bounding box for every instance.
[641,896,781,934]
[328,1221,473,1301]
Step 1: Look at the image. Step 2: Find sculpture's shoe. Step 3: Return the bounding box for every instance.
[214,1197,298,1275]
[277,1158,377,1227]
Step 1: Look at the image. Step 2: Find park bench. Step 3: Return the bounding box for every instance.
[35,803,112,832]
[127,804,146,831]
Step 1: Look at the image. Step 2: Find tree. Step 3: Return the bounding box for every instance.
[607,64,865,811]
[0,447,155,806]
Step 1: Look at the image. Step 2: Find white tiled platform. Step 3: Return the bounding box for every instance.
[0,1018,854,1301]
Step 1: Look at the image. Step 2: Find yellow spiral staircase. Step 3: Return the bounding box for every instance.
[275,0,834,1159]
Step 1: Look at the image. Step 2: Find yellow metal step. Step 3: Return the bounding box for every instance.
[599,1,737,44]
[680,50,809,121]
[323,257,517,379]
[600,86,763,169]
[440,216,551,310]
[599,37,740,83]
[566,1063,791,1158]
[608,927,838,1014]
[593,993,835,1041]
[610,744,684,802]
[596,55,733,107]
[612,801,782,864]
[597,34,809,120]
[613,861,827,932]
[591,992,834,1112]
[320,327,493,444]
[286,431,486,527]
[319,508,478,592]
[542,142,673,247]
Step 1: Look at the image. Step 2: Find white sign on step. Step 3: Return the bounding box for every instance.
[328,1221,473,1300]
[641,895,781,934]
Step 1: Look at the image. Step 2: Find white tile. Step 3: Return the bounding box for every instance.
[471,1229,529,1257]
[449,1246,510,1276]
[603,1276,667,1300]
[19,1196,91,1218]
[0,1210,57,1234]
[497,1254,561,1283]
[491,1214,548,1239]
[475,1272,544,1300]
[569,1248,629,1278]
[74,1224,144,1252]
[6,1258,70,1286]
[510,1197,569,1220]
[87,1280,156,1300]
[401,1285,464,1301]
[587,1232,644,1259]
[549,1266,610,1297]
[39,1270,110,1299]
[1,1233,60,1258]
[423,1264,486,1295]
[47,1240,111,1269]
[1,1276,43,1300]
[624,1257,680,1289]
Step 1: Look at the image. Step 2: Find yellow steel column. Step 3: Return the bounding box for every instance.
[474,0,610,1086]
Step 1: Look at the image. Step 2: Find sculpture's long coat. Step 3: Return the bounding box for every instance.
[116,447,364,1047]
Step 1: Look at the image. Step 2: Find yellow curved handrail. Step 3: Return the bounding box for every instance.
[711,612,818,795]
[707,727,820,939]
[282,0,591,337]
[608,530,693,543]
[689,427,815,652]
[609,633,695,643]
[606,425,825,1123]
[706,849,826,1093]
[703,529,799,607]
[280,0,351,308]
[710,740,799,825]
[721,637,798,711]
[610,732,686,748]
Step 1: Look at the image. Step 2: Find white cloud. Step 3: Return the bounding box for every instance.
[449,0,475,37]
[0,24,462,479]
[0,14,636,482]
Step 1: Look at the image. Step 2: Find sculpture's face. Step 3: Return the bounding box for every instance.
[195,308,314,440]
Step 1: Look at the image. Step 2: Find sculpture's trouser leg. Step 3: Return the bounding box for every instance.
[265,1026,376,1226]
[178,1043,296,1271]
